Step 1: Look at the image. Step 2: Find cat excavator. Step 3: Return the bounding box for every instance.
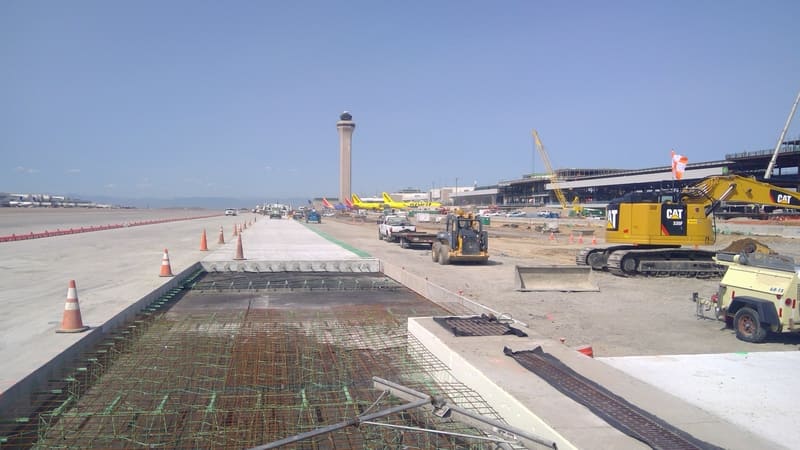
[577,174,800,277]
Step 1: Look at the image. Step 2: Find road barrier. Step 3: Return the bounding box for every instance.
[0,214,220,243]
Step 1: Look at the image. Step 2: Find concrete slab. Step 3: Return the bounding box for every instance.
[408,317,780,450]
[0,213,368,417]
[602,352,800,450]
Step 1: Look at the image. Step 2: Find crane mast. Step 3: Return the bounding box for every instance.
[532,130,568,210]
[765,89,800,179]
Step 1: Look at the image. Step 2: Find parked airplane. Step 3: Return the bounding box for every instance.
[351,193,385,211]
[382,192,442,209]
[344,198,355,210]
[322,197,349,211]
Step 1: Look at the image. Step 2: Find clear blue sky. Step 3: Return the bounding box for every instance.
[2,1,799,201]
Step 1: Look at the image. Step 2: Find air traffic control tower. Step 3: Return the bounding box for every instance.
[337,111,355,204]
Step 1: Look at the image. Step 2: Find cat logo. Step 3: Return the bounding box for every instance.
[607,208,619,230]
[666,208,684,220]
[777,194,792,205]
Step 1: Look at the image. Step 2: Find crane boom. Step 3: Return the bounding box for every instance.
[532,130,568,210]
[765,89,800,180]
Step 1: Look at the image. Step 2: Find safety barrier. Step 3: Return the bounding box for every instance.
[0,214,220,243]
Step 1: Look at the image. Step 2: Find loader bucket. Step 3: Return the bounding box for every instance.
[514,265,599,292]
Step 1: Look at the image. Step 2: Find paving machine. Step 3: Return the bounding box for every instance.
[431,211,489,264]
[694,252,800,342]
[577,174,800,277]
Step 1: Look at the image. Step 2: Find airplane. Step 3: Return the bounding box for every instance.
[382,192,442,209]
[344,198,355,210]
[322,197,349,211]
[351,193,385,211]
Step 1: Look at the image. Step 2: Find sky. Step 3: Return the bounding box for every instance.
[2,1,799,203]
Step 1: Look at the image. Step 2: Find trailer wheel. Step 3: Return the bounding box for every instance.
[734,307,767,343]
[431,242,440,261]
[438,244,451,265]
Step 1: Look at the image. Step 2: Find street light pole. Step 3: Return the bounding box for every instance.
[454,177,458,206]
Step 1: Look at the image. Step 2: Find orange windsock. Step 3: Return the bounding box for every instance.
[234,234,245,260]
[218,225,225,244]
[200,229,208,251]
[159,248,174,277]
[56,280,89,333]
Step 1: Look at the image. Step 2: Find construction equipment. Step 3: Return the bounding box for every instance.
[533,130,568,215]
[431,210,489,264]
[694,252,800,343]
[577,174,800,277]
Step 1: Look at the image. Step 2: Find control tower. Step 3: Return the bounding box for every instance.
[336,112,356,204]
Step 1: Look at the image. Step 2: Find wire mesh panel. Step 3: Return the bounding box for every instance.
[6,272,510,449]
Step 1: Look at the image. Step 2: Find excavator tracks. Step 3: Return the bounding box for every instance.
[607,248,724,278]
[578,246,725,278]
[504,346,722,450]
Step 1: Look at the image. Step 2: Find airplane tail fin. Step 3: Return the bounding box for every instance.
[352,193,361,203]
[322,198,334,209]
[382,192,394,203]
[344,198,354,209]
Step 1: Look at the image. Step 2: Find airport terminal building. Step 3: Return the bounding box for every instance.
[452,140,800,209]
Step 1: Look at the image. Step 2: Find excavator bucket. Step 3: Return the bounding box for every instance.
[514,265,599,292]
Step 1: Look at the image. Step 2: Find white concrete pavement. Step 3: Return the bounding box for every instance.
[0,213,365,403]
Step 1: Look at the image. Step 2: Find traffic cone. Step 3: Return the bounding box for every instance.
[578,234,584,244]
[56,280,89,333]
[200,229,208,251]
[234,234,245,260]
[591,234,597,245]
[233,225,238,237]
[549,232,555,241]
[576,345,594,358]
[569,233,574,244]
[159,248,174,277]
[218,225,225,244]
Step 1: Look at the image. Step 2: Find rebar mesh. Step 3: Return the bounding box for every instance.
[3,272,510,449]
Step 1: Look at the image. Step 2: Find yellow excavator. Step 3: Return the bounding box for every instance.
[577,174,800,277]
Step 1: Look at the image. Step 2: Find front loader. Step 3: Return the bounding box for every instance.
[431,212,489,265]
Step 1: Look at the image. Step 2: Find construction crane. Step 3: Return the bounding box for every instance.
[532,130,568,212]
[764,88,800,179]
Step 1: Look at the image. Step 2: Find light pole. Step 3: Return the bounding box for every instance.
[454,177,458,207]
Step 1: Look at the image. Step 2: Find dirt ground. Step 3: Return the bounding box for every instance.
[321,214,800,357]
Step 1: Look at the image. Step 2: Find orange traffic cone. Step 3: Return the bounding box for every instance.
[578,234,584,244]
[218,225,225,244]
[200,229,208,251]
[549,232,555,241]
[591,234,597,245]
[159,248,174,277]
[234,234,245,260]
[576,345,594,358]
[569,233,574,244]
[233,225,238,237]
[56,280,89,333]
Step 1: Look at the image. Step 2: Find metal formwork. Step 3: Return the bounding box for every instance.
[2,272,510,449]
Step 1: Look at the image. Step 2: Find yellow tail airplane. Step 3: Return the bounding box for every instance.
[382,192,442,209]
[351,193,385,211]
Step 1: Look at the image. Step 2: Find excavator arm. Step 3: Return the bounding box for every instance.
[682,174,800,217]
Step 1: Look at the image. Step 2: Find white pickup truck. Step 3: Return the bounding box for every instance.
[378,215,416,242]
